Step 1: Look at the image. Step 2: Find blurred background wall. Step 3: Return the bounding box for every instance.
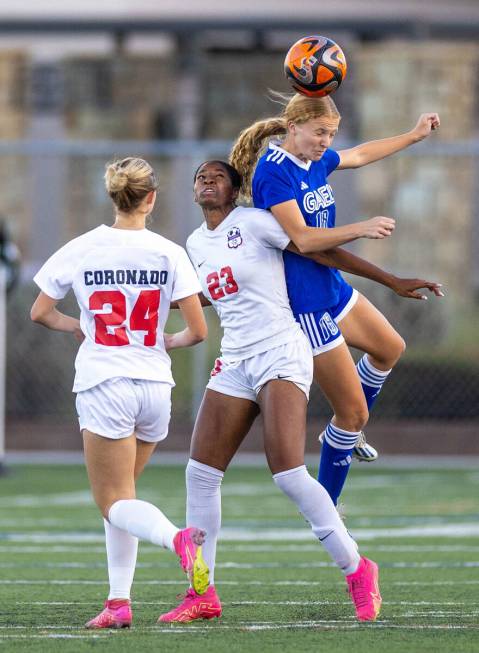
[1,1,478,453]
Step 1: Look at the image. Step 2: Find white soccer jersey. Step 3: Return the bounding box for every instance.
[34,224,202,392]
[187,206,304,360]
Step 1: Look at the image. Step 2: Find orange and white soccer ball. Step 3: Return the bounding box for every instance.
[284,35,347,98]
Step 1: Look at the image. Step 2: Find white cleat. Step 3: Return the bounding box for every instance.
[352,432,378,462]
[319,430,379,463]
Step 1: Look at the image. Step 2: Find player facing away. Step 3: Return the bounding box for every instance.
[31,157,210,629]
[159,160,388,624]
[230,92,441,504]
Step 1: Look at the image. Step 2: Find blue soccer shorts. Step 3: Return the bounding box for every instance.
[294,283,359,356]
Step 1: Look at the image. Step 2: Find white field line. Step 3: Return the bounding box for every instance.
[1,623,479,637]
[3,523,479,543]
[1,560,479,569]
[0,618,477,629]
[4,579,479,587]
[0,491,93,508]
[6,451,479,469]
[220,525,479,540]
[0,520,66,527]
[0,468,478,508]
[3,544,479,554]
[0,635,103,640]
[402,611,479,617]
[12,600,479,607]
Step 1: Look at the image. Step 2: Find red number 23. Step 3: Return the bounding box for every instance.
[206,266,239,301]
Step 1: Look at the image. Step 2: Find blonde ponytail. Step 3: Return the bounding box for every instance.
[229,118,286,199]
[230,92,340,199]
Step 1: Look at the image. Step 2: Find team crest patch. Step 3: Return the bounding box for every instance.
[227,227,243,249]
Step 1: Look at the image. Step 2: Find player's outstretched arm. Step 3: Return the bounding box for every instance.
[30,291,84,342]
[164,293,208,350]
[337,113,440,169]
[290,245,444,300]
[272,200,395,254]
[388,276,444,300]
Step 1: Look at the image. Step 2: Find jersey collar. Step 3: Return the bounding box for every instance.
[269,140,312,171]
[200,206,241,235]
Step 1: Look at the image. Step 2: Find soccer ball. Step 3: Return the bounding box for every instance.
[284,35,347,98]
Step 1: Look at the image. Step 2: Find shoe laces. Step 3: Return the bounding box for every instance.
[356,432,366,447]
[175,588,197,603]
[348,577,369,607]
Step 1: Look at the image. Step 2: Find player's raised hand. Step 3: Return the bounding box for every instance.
[412,113,440,141]
[361,216,396,239]
[390,277,444,300]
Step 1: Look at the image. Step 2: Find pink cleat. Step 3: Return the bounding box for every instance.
[85,599,132,629]
[158,585,222,623]
[346,557,382,622]
[173,527,209,595]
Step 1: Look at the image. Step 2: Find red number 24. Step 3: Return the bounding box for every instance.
[89,289,160,346]
[206,266,239,301]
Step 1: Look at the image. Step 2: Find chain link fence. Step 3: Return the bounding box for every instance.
[1,39,478,451]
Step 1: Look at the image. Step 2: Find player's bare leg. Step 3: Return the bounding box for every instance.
[134,438,158,481]
[313,344,369,433]
[83,431,208,630]
[86,435,160,629]
[258,379,380,620]
[339,293,405,461]
[190,389,260,471]
[83,430,139,516]
[259,379,308,473]
[159,390,259,623]
[338,293,405,371]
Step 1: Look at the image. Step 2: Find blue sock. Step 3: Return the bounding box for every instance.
[318,423,360,505]
[356,354,391,411]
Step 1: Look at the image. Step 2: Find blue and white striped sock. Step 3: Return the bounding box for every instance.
[318,422,360,505]
[357,354,391,411]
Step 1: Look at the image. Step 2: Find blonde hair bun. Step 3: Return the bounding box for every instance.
[104,157,158,213]
[105,167,129,193]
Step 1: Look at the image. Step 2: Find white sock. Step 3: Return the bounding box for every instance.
[273,465,360,575]
[103,518,138,600]
[186,459,224,586]
[108,499,179,552]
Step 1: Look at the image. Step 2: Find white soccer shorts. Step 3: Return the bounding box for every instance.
[207,335,313,402]
[76,377,171,442]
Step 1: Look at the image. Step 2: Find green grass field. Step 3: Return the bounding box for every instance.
[1,462,478,652]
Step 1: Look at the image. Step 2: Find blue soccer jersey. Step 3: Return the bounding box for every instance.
[252,141,347,314]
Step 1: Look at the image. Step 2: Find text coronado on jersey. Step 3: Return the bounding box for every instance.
[84,269,169,286]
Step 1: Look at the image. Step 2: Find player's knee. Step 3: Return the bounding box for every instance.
[352,404,369,431]
[99,492,135,520]
[336,402,369,432]
[389,334,406,366]
[376,333,406,368]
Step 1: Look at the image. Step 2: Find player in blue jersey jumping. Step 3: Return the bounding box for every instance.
[230,92,441,505]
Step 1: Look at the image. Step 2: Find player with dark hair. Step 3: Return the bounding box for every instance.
[159,159,395,624]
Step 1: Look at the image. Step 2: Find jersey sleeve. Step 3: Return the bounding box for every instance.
[171,247,202,301]
[250,210,290,250]
[323,148,340,175]
[33,239,81,300]
[185,234,199,267]
[252,161,296,209]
